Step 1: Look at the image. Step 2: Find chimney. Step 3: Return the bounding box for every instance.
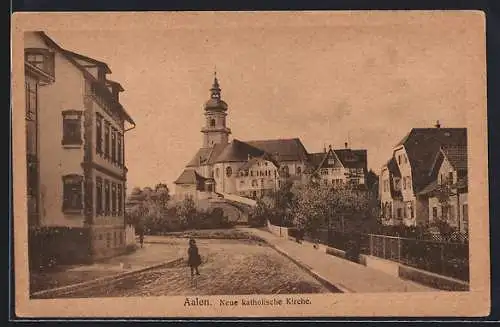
[345,142,348,149]
[435,120,441,128]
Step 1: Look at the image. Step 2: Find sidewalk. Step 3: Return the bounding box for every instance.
[241,227,437,293]
[30,242,185,294]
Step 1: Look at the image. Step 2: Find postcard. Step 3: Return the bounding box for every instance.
[12,10,490,318]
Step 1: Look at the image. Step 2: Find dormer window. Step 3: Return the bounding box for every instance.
[25,48,55,79]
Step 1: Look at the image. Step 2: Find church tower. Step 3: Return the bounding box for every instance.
[201,71,231,147]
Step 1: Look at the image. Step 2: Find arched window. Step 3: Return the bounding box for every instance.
[210,118,216,127]
[226,166,232,177]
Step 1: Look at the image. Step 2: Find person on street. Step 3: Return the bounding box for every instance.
[138,227,144,248]
[187,238,201,276]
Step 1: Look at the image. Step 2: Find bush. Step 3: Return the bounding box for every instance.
[29,226,92,271]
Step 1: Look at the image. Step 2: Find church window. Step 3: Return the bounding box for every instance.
[226,166,232,177]
[210,118,216,127]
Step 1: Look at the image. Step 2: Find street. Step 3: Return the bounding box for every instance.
[57,235,333,298]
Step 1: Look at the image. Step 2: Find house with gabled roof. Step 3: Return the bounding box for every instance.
[25,31,136,264]
[379,157,404,225]
[173,73,369,203]
[418,144,468,233]
[305,144,368,188]
[379,121,467,227]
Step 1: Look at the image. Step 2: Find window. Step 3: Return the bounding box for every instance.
[106,232,111,248]
[104,180,110,215]
[117,133,122,166]
[432,207,438,220]
[111,183,117,215]
[403,205,407,218]
[408,202,414,219]
[397,208,402,218]
[404,155,407,164]
[245,170,249,177]
[449,204,456,223]
[442,205,448,220]
[111,128,117,163]
[96,177,103,215]
[96,113,103,155]
[117,184,123,215]
[297,166,302,175]
[62,111,83,146]
[260,179,264,187]
[210,118,216,127]
[448,172,454,184]
[398,155,401,165]
[62,174,83,212]
[226,166,232,177]
[215,168,220,178]
[251,180,257,187]
[104,122,110,158]
[25,48,55,77]
[462,204,468,230]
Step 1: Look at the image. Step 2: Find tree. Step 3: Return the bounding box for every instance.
[292,182,380,236]
[366,169,379,194]
[177,196,197,229]
[432,179,456,238]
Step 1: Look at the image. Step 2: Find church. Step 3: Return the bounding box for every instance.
[174,73,369,203]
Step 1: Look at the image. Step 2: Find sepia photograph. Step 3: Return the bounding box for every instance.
[12,11,490,317]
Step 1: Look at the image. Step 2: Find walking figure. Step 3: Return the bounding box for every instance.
[138,227,144,248]
[187,238,201,277]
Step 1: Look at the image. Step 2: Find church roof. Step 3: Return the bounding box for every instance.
[245,138,309,162]
[214,139,266,163]
[174,169,208,185]
[186,143,227,167]
[204,98,228,111]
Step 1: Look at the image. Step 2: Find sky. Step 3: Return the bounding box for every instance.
[44,12,484,194]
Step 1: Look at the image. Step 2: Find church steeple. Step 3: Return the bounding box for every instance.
[201,70,231,147]
[210,70,221,100]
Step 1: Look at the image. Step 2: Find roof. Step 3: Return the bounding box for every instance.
[417,180,438,196]
[214,139,266,163]
[442,145,468,171]
[245,138,309,162]
[335,149,368,170]
[386,157,401,178]
[62,49,112,73]
[238,155,279,171]
[37,32,135,125]
[397,127,467,192]
[174,169,208,185]
[106,79,125,92]
[204,98,228,111]
[186,143,227,167]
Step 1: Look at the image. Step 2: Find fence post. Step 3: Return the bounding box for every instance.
[398,237,402,263]
[382,236,386,259]
[369,234,373,256]
[440,243,445,276]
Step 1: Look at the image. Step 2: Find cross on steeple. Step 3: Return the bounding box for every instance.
[210,66,221,99]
